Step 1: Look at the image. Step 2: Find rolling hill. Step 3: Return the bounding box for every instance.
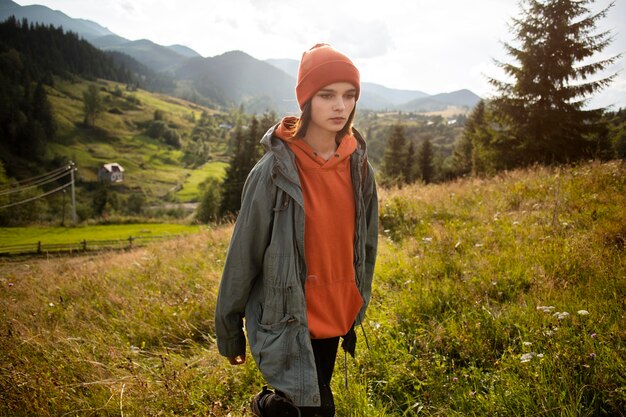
[93,38,190,73]
[176,51,298,114]
[399,89,482,112]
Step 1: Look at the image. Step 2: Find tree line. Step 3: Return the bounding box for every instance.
[453,0,622,176]
[196,111,277,222]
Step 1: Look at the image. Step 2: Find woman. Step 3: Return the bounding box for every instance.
[215,43,378,417]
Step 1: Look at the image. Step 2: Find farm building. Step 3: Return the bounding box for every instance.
[98,163,124,183]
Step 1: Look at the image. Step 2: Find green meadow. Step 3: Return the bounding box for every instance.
[1,160,624,416]
[0,224,203,246]
[175,161,229,203]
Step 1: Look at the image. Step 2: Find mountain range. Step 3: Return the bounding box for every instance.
[0,0,481,113]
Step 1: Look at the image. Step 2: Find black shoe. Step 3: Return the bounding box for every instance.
[251,386,300,417]
[251,386,273,416]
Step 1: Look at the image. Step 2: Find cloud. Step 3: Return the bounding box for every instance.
[118,0,136,14]
[329,19,393,59]
[213,15,239,30]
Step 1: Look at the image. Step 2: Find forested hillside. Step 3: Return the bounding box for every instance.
[0,17,175,172]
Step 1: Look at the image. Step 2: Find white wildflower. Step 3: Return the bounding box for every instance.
[577,310,590,316]
[553,311,570,320]
[520,352,535,363]
[536,305,555,313]
[523,342,532,347]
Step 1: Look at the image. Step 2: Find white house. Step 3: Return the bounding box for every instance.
[99,163,124,183]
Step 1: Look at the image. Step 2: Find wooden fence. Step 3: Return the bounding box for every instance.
[0,235,179,256]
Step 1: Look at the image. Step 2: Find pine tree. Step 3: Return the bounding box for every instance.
[219,125,245,216]
[403,141,416,183]
[32,80,56,138]
[381,124,407,185]
[260,110,278,134]
[451,131,473,177]
[489,0,620,165]
[83,84,103,127]
[243,116,262,171]
[196,178,222,223]
[418,138,434,184]
[608,109,626,158]
[219,116,264,216]
[456,100,503,176]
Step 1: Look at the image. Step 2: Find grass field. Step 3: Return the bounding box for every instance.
[176,161,228,202]
[0,160,624,416]
[0,223,202,246]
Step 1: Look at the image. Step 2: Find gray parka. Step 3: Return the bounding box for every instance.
[214,124,378,407]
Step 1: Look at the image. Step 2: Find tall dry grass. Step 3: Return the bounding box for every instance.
[1,228,265,416]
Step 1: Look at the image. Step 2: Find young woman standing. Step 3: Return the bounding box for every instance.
[215,44,378,417]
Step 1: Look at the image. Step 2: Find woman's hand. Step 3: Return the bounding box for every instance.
[228,354,246,365]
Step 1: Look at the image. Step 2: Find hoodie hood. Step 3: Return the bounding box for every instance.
[273,116,357,169]
[259,117,368,190]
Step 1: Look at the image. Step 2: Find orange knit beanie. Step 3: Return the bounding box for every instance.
[295,43,360,110]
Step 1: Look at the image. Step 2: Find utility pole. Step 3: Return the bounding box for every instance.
[62,189,66,226]
[69,161,77,224]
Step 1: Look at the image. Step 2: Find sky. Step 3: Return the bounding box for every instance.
[14,0,626,109]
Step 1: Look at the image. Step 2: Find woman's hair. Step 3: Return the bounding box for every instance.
[293,101,356,142]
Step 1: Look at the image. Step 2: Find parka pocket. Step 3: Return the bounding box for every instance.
[254,315,298,380]
[262,253,297,323]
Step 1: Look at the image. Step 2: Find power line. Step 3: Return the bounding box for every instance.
[0,169,71,196]
[0,164,71,191]
[0,181,71,210]
[0,162,78,224]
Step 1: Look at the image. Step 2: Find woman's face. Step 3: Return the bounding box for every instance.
[309,82,357,136]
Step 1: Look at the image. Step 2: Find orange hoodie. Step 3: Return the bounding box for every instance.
[275,117,363,339]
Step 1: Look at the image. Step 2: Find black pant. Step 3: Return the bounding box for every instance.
[298,337,339,417]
